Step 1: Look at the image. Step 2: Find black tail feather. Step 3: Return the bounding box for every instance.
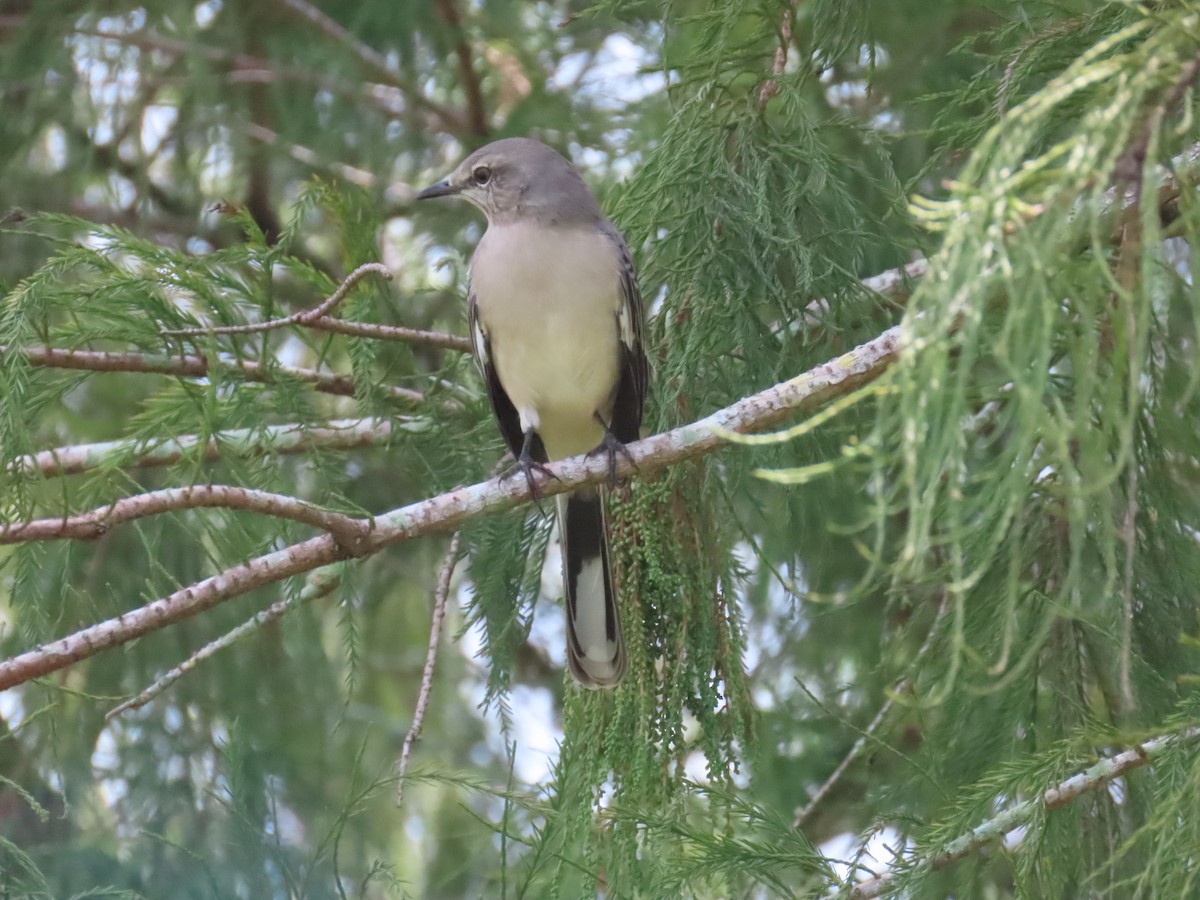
[560,492,625,688]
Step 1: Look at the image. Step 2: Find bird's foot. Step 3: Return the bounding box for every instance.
[502,446,560,508]
[588,426,637,489]
[502,456,559,498]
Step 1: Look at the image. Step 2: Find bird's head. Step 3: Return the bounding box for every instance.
[416,137,600,226]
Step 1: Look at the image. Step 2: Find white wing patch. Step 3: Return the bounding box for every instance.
[469,295,490,373]
[617,293,635,351]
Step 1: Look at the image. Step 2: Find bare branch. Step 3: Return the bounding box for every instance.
[786,149,1190,343]
[155,258,470,352]
[785,146,1193,346]
[846,727,1200,898]
[163,262,392,337]
[0,484,369,550]
[10,417,406,479]
[0,345,424,404]
[0,323,901,692]
[860,258,929,301]
[304,317,472,352]
[0,532,345,693]
[396,531,463,807]
[105,566,343,720]
[6,252,933,482]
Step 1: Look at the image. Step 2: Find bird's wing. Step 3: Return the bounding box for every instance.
[468,292,542,462]
[602,222,649,443]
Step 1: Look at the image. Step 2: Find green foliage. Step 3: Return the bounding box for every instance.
[521,462,756,893]
[3,0,1200,897]
[856,0,1200,724]
[462,508,552,712]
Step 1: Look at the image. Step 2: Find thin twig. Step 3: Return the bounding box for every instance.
[162,262,392,337]
[105,566,343,720]
[305,317,472,352]
[772,258,928,343]
[0,345,423,403]
[277,0,396,83]
[396,531,463,807]
[795,593,949,828]
[0,484,371,552]
[239,122,378,187]
[845,727,1200,898]
[1118,221,1140,713]
[0,323,903,692]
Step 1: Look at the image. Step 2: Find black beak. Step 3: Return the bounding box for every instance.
[416,179,459,200]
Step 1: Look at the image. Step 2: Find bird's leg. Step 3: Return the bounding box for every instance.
[589,413,637,488]
[503,428,559,503]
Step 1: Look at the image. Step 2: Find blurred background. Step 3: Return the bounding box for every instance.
[2,1,1199,897]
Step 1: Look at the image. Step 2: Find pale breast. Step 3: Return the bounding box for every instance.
[471,222,622,459]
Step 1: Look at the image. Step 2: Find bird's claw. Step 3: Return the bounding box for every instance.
[502,451,559,515]
[589,429,636,489]
[503,457,559,495]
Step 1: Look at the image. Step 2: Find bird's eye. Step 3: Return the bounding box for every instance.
[471,166,492,187]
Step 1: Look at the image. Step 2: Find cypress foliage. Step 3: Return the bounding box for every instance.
[1,1,1198,897]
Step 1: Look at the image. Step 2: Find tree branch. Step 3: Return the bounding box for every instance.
[795,592,949,829]
[157,259,469,352]
[0,345,424,404]
[9,417,405,479]
[105,565,343,720]
[787,258,927,338]
[276,0,397,85]
[62,21,263,72]
[303,316,471,352]
[846,727,1200,898]
[1109,55,1200,713]
[0,323,901,692]
[238,121,379,188]
[273,0,470,132]
[163,262,392,337]
[0,484,369,550]
[758,4,794,109]
[435,0,489,137]
[396,531,462,807]
[9,254,928,482]
[47,17,467,129]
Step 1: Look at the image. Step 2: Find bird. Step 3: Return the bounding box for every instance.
[417,137,647,688]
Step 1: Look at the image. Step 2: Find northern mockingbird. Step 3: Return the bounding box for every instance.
[418,137,647,688]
